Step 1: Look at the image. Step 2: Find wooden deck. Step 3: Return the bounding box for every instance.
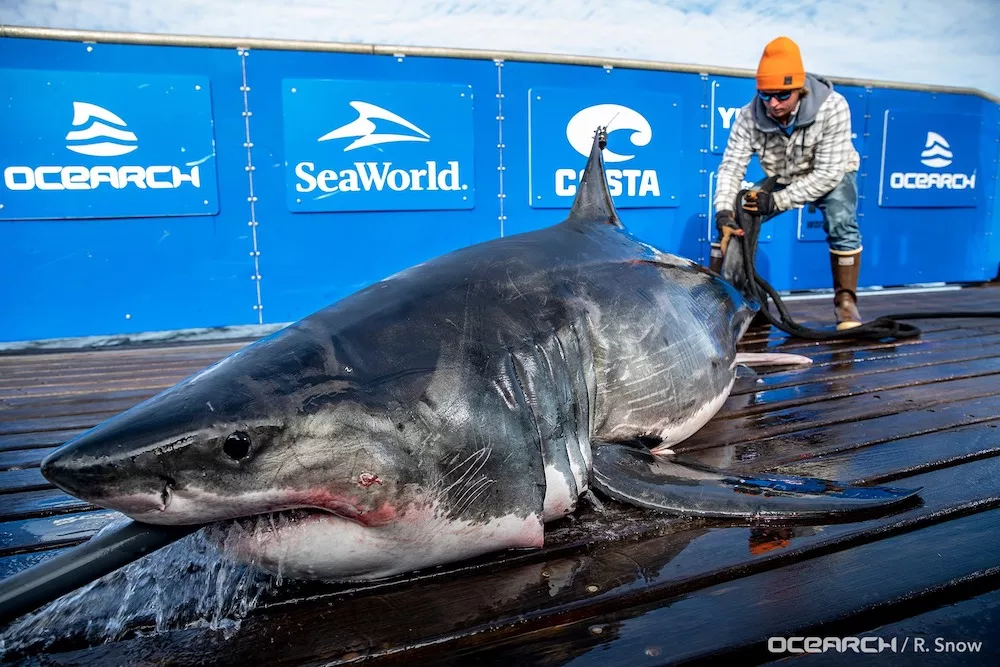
[2,285,999,665]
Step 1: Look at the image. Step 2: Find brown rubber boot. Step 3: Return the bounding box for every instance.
[709,243,724,274]
[830,248,862,330]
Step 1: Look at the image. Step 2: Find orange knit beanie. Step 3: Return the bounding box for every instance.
[756,37,805,90]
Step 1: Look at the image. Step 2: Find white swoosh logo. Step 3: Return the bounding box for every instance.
[65,101,138,157]
[318,101,430,151]
[920,131,953,168]
[565,104,652,163]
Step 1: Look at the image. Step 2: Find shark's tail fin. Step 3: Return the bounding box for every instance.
[591,442,921,520]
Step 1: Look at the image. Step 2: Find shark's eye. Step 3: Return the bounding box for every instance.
[224,432,252,461]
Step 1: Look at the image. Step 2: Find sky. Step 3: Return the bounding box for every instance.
[2,0,999,97]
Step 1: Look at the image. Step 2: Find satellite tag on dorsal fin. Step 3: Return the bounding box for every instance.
[566,126,624,229]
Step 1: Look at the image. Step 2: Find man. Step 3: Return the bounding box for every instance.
[710,36,863,330]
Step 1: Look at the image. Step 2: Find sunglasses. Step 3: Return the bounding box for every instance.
[758,90,794,102]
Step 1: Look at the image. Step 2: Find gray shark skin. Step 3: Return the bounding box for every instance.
[40,128,919,582]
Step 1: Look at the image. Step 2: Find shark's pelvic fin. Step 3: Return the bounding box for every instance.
[591,442,920,520]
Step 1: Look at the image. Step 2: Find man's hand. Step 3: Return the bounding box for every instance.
[715,210,738,232]
[740,190,776,217]
[715,210,743,254]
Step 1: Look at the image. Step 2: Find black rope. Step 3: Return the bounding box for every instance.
[733,184,1000,341]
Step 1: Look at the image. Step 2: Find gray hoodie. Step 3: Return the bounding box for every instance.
[750,73,834,135]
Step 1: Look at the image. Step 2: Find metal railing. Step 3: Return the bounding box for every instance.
[3,24,997,103]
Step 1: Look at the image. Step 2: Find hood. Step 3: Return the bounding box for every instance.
[750,72,833,134]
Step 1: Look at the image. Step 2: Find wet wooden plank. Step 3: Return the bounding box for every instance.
[13,453,996,666]
[0,360,213,384]
[0,412,124,437]
[416,510,999,667]
[776,419,1000,483]
[0,431,80,453]
[0,340,248,366]
[0,511,120,557]
[0,489,94,522]
[725,357,1000,419]
[0,394,159,422]
[0,448,61,473]
[0,352,235,380]
[0,546,72,581]
[0,375,201,401]
[0,369,203,392]
[684,373,1000,453]
[771,587,1000,666]
[738,320,1000,354]
[0,448,55,471]
[0,468,49,494]
[683,393,1000,472]
[0,387,159,411]
[732,335,1000,395]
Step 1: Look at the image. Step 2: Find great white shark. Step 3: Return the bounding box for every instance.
[40,128,919,582]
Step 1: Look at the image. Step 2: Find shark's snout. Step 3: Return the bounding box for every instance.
[40,426,178,517]
[43,446,179,518]
[40,443,97,499]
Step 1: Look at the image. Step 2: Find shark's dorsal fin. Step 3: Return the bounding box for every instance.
[566,126,624,229]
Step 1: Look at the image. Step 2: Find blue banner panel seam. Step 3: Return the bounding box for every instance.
[496,59,507,237]
[239,48,265,324]
[856,87,873,221]
[699,72,711,261]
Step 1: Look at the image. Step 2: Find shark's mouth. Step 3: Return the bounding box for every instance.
[212,500,398,538]
[229,507,334,532]
[100,484,400,530]
[202,499,547,583]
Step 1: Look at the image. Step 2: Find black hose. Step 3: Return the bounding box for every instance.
[0,520,199,627]
[733,186,1000,341]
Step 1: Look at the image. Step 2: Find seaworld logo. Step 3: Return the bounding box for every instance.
[294,101,467,194]
[555,104,661,198]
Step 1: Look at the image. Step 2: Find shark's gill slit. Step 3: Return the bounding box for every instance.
[159,479,173,511]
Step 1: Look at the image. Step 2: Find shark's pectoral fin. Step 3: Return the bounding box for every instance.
[590,442,920,520]
[734,352,813,368]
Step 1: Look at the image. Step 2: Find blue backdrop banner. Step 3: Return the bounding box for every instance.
[282,78,477,213]
[0,67,219,221]
[878,110,981,209]
[527,86,682,209]
[0,34,996,343]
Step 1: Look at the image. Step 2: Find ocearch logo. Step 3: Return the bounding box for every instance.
[64,102,138,157]
[919,131,952,168]
[889,130,975,191]
[556,103,660,198]
[2,101,202,192]
[294,101,464,194]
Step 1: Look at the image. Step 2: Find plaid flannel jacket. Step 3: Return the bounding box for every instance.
[714,90,861,214]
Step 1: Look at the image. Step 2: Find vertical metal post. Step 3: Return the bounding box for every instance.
[239,47,264,324]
